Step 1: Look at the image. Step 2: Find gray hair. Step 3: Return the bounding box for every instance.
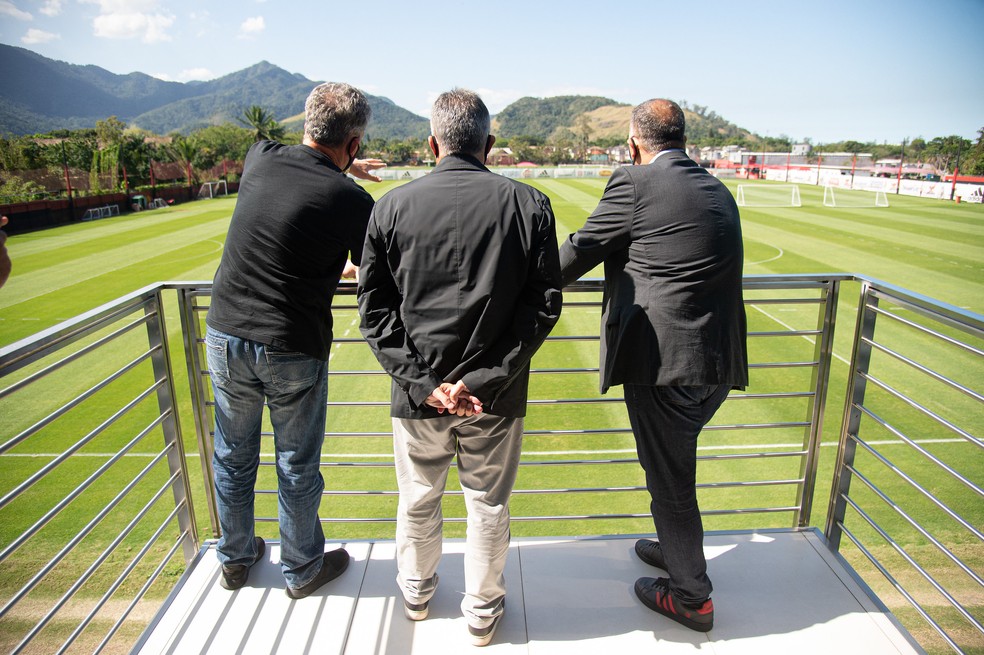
[631,99,686,152]
[304,82,371,147]
[430,89,490,156]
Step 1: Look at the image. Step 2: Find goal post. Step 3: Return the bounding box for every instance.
[197,181,228,199]
[824,185,890,208]
[736,184,802,207]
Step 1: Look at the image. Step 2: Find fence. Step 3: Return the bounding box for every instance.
[0,276,980,653]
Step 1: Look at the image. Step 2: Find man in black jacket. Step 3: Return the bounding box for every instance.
[358,89,562,646]
[559,98,748,633]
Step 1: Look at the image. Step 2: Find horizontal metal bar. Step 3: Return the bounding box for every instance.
[0,413,172,564]
[0,346,161,456]
[0,446,174,621]
[867,302,984,358]
[855,403,983,498]
[847,465,983,587]
[862,337,984,404]
[0,311,151,400]
[93,531,191,655]
[55,501,188,655]
[860,372,982,448]
[0,380,166,511]
[15,473,183,654]
[847,433,984,541]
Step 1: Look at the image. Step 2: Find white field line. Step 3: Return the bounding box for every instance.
[2,438,968,459]
[751,304,851,367]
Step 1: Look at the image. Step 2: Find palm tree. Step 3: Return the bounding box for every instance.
[238,105,286,142]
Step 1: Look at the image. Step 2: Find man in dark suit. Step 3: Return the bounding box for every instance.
[358,89,562,647]
[559,98,747,633]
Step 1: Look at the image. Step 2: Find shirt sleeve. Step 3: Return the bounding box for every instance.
[559,166,636,286]
[357,210,444,407]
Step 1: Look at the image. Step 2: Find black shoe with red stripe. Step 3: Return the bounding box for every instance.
[634,577,714,632]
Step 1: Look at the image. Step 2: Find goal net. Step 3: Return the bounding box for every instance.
[823,186,889,208]
[197,181,229,199]
[736,184,802,207]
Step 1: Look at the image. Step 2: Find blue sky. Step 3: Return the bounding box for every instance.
[1,0,981,144]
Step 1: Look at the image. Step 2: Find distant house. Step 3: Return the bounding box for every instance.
[487,147,515,167]
[586,146,609,164]
[792,143,811,156]
[608,144,631,163]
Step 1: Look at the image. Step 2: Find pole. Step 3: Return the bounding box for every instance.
[895,138,906,194]
[816,145,823,186]
[950,141,962,201]
[850,153,857,188]
[61,141,75,219]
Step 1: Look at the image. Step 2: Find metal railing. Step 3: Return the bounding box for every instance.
[0,275,980,653]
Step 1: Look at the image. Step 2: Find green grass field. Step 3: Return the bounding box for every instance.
[1,178,982,653]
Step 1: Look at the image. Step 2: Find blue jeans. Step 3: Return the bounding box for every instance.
[206,327,328,588]
[623,383,732,605]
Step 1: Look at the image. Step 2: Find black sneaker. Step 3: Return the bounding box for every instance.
[220,536,266,590]
[634,539,666,569]
[284,548,350,599]
[468,613,501,647]
[634,577,713,632]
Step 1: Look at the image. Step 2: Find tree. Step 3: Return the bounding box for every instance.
[573,115,593,163]
[923,136,972,174]
[95,116,127,148]
[970,128,984,176]
[168,137,199,187]
[238,105,286,142]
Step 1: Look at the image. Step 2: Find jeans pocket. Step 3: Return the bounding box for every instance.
[265,349,322,394]
[205,330,230,386]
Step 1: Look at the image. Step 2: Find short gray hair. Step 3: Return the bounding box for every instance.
[304,82,371,147]
[631,99,686,152]
[430,89,490,156]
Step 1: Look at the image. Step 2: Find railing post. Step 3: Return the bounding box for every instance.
[794,278,840,528]
[176,287,222,539]
[146,288,199,563]
[825,280,878,551]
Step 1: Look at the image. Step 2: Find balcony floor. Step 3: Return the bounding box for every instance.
[134,529,921,654]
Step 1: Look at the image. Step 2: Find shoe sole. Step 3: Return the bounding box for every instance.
[220,537,266,590]
[634,580,713,632]
[285,550,350,599]
[469,616,500,647]
[404,604,428,621]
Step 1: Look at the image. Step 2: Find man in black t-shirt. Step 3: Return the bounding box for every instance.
[206,82,382,599]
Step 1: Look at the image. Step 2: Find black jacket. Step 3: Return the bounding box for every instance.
[358,154,563,418]
[559,151,747,392]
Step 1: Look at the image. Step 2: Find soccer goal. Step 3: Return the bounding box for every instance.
[198,180,228,199]
[823,186,889,208]
[736,184,802,207]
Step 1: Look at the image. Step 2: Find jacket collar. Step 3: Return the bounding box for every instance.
[433,152,489,173]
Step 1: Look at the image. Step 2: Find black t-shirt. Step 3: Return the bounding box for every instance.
[207,140,373,360]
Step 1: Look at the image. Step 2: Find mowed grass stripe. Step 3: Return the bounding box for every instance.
[751,205,982,269]
[2,216,229,307]
[740,210,982,300]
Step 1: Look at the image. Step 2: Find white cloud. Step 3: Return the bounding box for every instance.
[0,1,32,20]
[39,0,62,16]
[151,68,215,83]
[21,28,59,44]
[238,15,264,38]
[83,0,175,43]
[178,67,213,81]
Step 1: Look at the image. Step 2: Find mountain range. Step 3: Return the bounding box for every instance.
[0,43,753,145]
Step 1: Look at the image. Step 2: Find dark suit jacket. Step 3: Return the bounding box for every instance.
[358,154,563,418]
[559,150,747,393]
